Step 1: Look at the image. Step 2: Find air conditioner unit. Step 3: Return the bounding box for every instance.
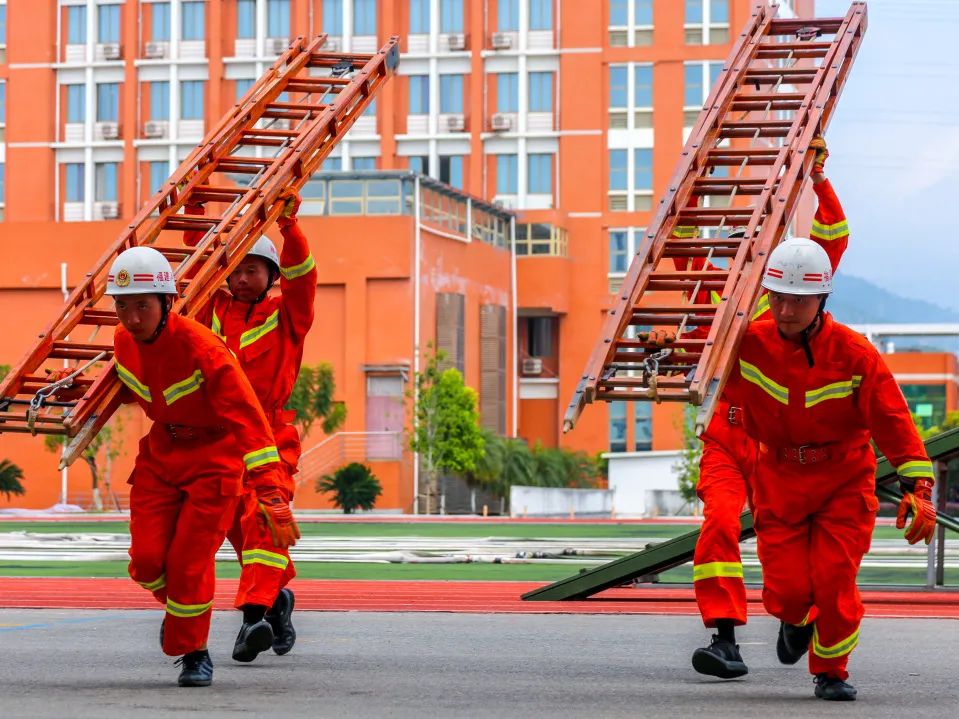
[144,42,168,59]
[491,33,513,50]
[143,121,168,138]
[101,43,122,60]
[444,114,465,132]
[447,33,466,51]
[269,37,289,55]
[97,122,121,140]
[522,357,543,375]
[98,202,120,220]
[491,114,512,131]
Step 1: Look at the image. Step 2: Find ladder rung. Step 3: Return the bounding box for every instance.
[730,92,806,112]
[631,313,714,326]
[650,270,729,281]
[216,156,274,174]
[306,59,363,76]
[260,110,313,122]
[744,68,818,84]
[719,120,792,139]
[663,247,738,259]
[768,18,844,35]
[284,78,343,93]
[79,309,119,326]
[634,304,718,314]
[0,412,68,426]
[164,215,225,232]
[151,245,216,261]
[190,184,249,203]
[692,178,771,196]
[665,238,742,247]
[238,136,291,148]
[648,281,727,293]
[615,338,707,350]
[245,128,299,138]
[269,101,328,112]
[755,41,832,59]
[677,208,755,226]
[706,148,781,166]
[599,377,690,390]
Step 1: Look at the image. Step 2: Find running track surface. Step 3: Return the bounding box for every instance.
[1,578,956,618]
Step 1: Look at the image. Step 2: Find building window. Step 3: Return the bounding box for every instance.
[0,4,5,45]
[323,157,343,171]
[634,148,652,191]
[235,77,255,101]
[97,4,120,44]
[609,66,628,109]
[68,5,87,45]
[480,305,507,434]
[529,0,552,31]
[96,83,119,122]
[151,2,171,42]
[440,0,464,33]
[903,385,948,430]
[496,154,518,195]
[440,74,464,114]
[528,72,552,113]
[354,0,376,35]
[323,0,343,34]
[686,0,729,45]
[408,156,427,174]
[237,0,256,39]
[0,164,4,205]
[497,73,518,113]
[95,162,118,202]
[609,229,628,274]
[439,155,463,189]
[684,61,723,125]
[609,402,627,453]
[499,0,519,31]
[366,374,405,439]
[182,1,204,41]
[149,161,170,195]
[410,0,430,33]
[409,75,429,114]
[66,163,85,202]
[636,0,653,25]
[527,317,554,357]
[268,0,290,38]
[0,82,6,124]
[352,157,376,170]
[66,84,85,123]
[181,80,205,120]
[635,65,653,107]
[436,292,465,373]
[528,154,551,194]
[150,81,170,121]
[609,149,627,192]
[610,0,628,25]
[634,402,652,451]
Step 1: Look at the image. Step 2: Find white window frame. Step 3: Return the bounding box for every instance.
[684,0,730,46]
[608,0,654,47]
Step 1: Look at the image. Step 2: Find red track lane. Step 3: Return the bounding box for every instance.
[1,578,957,618]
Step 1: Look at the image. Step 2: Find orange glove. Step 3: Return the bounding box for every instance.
[277,189,301,226]
[896,478,937,545]
[256,486,300,548]
[810,135,829,175]
[43,368,87,401]
[637,329,676,347]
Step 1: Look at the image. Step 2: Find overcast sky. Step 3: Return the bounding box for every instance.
[811,0,959,311]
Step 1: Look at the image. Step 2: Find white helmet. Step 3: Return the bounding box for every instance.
[245,236,280,275]
[761,237,833,295]
[106,247,178,296]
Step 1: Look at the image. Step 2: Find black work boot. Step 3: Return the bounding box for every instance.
[176,649,213,687]
[265,588,297,655]
[232,619,275,663]
[776,621,814,665]
[814,674,858,701]
[159,617,165,651]
[691,635,749,679]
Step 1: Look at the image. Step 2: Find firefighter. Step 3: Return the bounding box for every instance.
[657,139,851,679]
[105,246,298,687]
[184,189,316,662]
[723,236,937,701]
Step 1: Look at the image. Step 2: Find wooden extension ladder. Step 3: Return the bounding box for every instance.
[0,35,399,466]
[563,2,866,434]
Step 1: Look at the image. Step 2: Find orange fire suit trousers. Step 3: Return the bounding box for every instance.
[693,404,757,627]
[127,431,241,656]
[752,446,878,680]
[227,419,299,608]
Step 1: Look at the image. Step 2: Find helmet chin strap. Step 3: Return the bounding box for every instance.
[143,295,173,344]
[795,296,828,368]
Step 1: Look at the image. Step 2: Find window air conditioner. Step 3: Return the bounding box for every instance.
[143,121,168,139]
[444,114,465,132]
[522,358,543,375]
[101,43,122,61]
[491,33,513,50]
[99,202,120,219]
[269,38,289,55]
[144,42,168,59]
[491,114,512,131]
[447,34,467,51]
[98,122,121,140]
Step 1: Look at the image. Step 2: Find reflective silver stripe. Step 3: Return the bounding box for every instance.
[739,359,789,405]
[116,361,152,402]
[280,254,316,280]
[244,445,280,470]
[162,369,205,405]
[239,310,279,349]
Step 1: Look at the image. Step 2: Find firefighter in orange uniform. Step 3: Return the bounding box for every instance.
[184,189,316,662]
[723,236,937,701]
[105,246,299,687]
[662,139,852,679]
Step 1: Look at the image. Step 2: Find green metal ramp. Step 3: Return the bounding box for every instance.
[523,428,959,601]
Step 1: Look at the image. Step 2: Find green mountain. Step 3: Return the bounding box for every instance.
[829,274,959,324]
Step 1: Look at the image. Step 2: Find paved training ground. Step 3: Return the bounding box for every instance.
[0,609,956,718]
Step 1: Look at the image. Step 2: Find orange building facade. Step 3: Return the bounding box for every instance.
[1,1,955,512]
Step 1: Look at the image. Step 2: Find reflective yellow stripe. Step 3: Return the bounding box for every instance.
[739,359,789,405]
[812,624,860,659]
[162,369,205,405]
[672,225,698,239]
[244,445,280,470]
[797,609,814,627]
[137,574,166,592]
[242,549,289,570]
[280,254,316,280]
[166,598,214,618]
[810,218,849,240]
[709,291,722,305]
[692,562,743,582]
[804,375,862,408]
[897,460,935,480]
[239,309,279,349]
[751,293,771,320]
[116,361,152,402]
[211,310,224,339]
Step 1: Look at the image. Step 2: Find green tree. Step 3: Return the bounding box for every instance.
[531,444,599,489]
[287,362,347,438]
[467,430,535,502]
[673,405,702,513]
[317,462,382,513]
[410,346,485,513]
[45,414,126,511]
[919,410,959,439]
[0,459,25,501]
[0,364,9,381]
